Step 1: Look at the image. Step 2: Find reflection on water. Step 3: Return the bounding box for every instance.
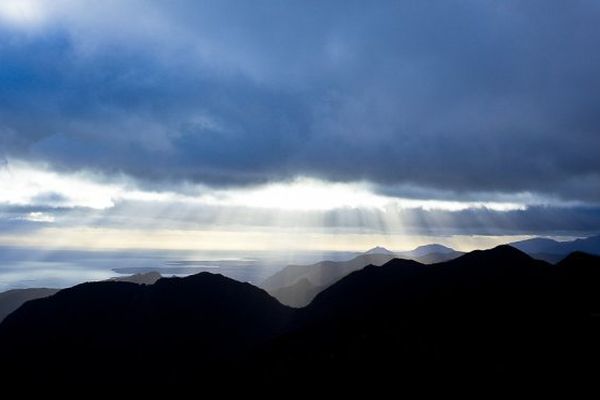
[0,261,116,291]
[0,246,358,292]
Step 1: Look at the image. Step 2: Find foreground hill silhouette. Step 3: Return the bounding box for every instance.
[0,273,292,384]
[0,288,59,323]
[263,247,600,388]
[557,251,600,312]
[0,271,163,322]
[1,246,600,389]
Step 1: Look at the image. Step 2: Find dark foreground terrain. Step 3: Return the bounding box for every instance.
[1,246,599,390]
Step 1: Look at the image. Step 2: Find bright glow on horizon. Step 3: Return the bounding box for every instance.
[0,226,536,252]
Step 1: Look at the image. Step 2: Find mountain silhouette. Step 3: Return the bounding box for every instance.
[399,243,456,257]
[364,245,396,255]
[261,245,463,307]
[263,246,598,387]
[0,271,163,322]
[0,288,59,322]
[300,245,550,324]
[260,253,396,307]
[395,243,465,263]
[2,246,600,389]
[106,270,162,285]
[510,235,600,261]
[557,252,600,313]
[0,272,292,384]
[409,250,464,264]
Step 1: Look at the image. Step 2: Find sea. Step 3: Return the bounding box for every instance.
[0,246,359,292]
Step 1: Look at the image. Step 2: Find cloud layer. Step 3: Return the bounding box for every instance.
[1,1,599,202]
[1,1,600,247]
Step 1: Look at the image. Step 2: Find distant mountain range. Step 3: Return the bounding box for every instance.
[261,244,464,307]
[510,235,600,262]
[2,245,600,388]
[261,253,396,307]
[2,235,597,317]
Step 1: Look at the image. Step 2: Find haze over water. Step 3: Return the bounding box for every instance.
[0,247,358,291]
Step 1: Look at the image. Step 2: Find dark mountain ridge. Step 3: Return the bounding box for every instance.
[1,246,600,389]
[0,271,163,322]
[264,246,598,387]
[0,288,59,323]
[0,272,292,384]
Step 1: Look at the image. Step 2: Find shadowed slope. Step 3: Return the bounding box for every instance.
[0,272,292,384]
[2,246,600,389]
[557,252,600,313]
[0,288,59,322]
[0,271,163,322]
[265,246,592,386]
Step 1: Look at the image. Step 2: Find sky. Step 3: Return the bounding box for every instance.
[1,0,599,252]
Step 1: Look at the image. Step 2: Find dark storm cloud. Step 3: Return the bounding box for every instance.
[319,205,600,237]
[1,1,600,201]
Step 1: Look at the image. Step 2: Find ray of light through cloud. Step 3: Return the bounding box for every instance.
[0,1,599,256]
[0,159,593,252]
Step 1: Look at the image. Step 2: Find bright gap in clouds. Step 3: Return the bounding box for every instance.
[200,178,392,211]
[0,161,120,210]
[0,161,532,213]
[0,161,531,212]
[15,212,56,223]
[204,178,527,212]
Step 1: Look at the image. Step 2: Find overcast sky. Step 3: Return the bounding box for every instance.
[1,1,599,251]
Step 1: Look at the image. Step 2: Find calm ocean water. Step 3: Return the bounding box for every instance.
[0,246,358,292]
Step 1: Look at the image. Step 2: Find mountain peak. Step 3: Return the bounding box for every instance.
[364,246,396,256]
[558,251,600,267]
[408,244,455,257]
[459,245,533,263]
